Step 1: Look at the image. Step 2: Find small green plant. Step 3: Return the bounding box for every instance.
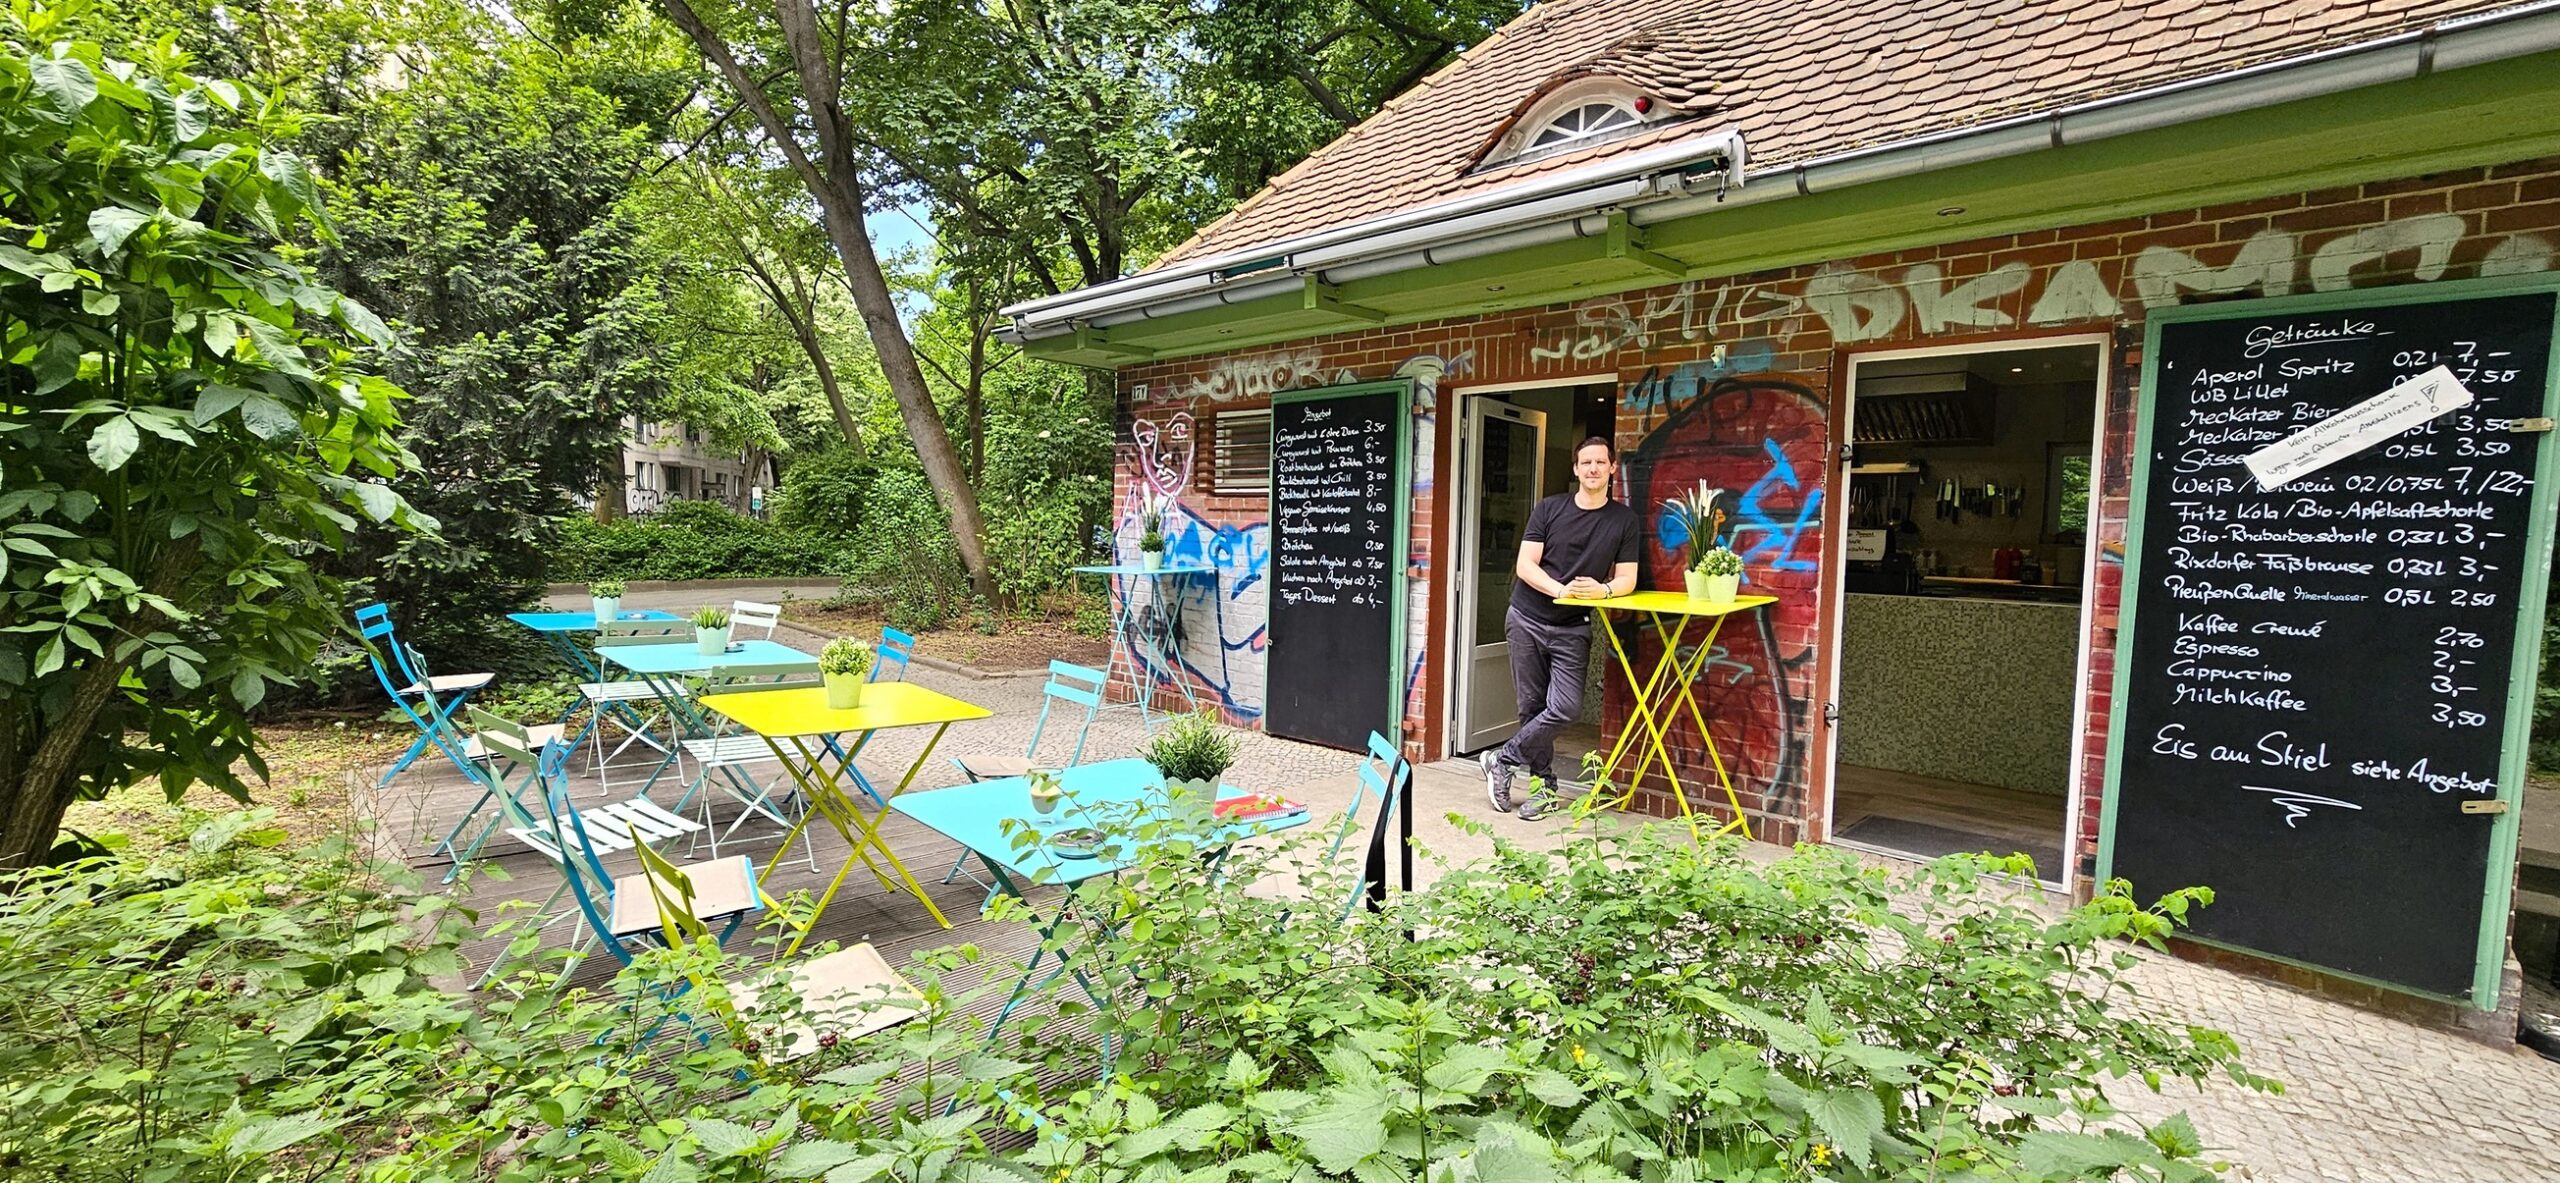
[1138,493,1167,554]
[1137,708,1240,785]
[1695,543,1744,577]
[818,635,872,677]
[689,605,731,630]
[589,578,625,599]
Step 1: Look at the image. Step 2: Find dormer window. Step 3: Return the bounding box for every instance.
[1529,101,1641,152]
[1477,78,1671,171]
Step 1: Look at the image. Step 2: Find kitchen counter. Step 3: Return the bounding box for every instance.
[1836,593,2082,794]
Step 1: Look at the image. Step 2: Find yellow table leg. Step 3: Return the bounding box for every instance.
[1644,612,1753,841]
[1581,608,1703,841]
[762,726,958,959]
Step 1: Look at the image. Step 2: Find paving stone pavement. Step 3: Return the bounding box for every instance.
[516,597,2560,1181]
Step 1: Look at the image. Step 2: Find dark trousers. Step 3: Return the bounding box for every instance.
[1497,605,1588,778]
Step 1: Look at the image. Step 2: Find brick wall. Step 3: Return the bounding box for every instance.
[1111,156,2560,871]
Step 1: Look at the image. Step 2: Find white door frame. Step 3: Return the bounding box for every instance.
[1439,376,1612,758]
[1819,334,2111,894]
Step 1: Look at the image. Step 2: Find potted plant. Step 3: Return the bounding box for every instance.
[1663,483,1727,596]
[1138,708,1240,797]
[589,578,625,622]
[818,635,872,709]
[1138,498,1166,572]
[1692,543,1744,605]
[690,605,732,655]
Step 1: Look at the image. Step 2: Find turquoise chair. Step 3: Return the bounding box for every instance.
[356,602,495,788]
[835,626,921,804]
[1316,731,1413,922]
[940,661,1107,886]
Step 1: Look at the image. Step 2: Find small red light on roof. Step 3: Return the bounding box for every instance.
[1633,96,1653,115]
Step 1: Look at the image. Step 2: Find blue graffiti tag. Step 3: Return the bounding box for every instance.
[1732,438,1822,572]
[1621,341,1779,413]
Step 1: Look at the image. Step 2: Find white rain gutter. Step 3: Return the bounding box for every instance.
[1000,0,2560,345]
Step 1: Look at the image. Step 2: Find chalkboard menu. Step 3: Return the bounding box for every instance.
[1266,381,1411,751]
[2105,280,2560,1001]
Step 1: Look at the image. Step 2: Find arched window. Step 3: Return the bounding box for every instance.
[1527,100,1641,152]
[1477,80,1665,171]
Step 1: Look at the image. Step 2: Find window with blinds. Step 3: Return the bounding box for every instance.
[1211,408,1273,495]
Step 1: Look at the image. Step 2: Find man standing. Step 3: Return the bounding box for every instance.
[1483,436,1639,820]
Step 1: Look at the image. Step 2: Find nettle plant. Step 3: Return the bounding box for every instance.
[10,798,2266,1182]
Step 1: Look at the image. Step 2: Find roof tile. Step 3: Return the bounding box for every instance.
[1150,0,2522,269]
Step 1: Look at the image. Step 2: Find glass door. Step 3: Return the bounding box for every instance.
[1453,399,1547,752]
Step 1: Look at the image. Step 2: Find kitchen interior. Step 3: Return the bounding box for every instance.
[1832,343,2102,884]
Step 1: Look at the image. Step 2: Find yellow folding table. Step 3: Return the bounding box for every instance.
[699,682,992,955]
[1564,590,1777,842]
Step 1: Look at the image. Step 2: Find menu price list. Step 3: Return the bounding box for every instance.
[1272,400,1394,611]
[1266,388,1402,751]
[2113,290,2553,996]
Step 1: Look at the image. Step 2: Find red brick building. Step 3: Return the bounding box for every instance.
[1002,0,2560,1027]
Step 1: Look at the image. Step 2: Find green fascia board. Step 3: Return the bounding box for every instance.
[1026,50,2560,368]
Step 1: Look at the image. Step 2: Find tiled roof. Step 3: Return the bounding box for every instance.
[1156,0,2524,268]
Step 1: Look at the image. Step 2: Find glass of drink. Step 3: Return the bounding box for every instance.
[1028,771,1063,826]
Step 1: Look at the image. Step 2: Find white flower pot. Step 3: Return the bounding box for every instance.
[695,625,731,655]
[591,596,620,622]
[824,671,865,709]
[1682,570,1708,600]
[1141,549,1164,572]
[1157,772,1218,799]
[1703,573,1740,605]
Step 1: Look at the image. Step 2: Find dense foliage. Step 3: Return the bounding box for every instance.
[555,500,839,583]
[0,7,426,863]
[3,799,2263,1182]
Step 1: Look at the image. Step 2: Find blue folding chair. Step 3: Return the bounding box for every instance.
[356,603,495,789]
[873,627,916,683]
[941,661,1107,886]
[1315,731,1413,923]
[834,626,921,803]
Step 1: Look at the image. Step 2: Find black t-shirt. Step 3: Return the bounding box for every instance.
[1507,493,1641,625]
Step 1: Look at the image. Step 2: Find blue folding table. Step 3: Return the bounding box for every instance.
[891,757,1309,1061]
[597,638,820,794]
[1070,563,1210,729]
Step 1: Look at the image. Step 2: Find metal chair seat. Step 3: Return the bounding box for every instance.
[398,671,496,697]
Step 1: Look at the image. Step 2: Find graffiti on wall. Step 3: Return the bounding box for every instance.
[1621,375,1829,812]
[1131,412,1194,497]
[1536,215,2559,379]
[1161,346,1326,404]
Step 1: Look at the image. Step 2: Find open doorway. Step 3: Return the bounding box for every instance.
[1445,379,1615,774]
[1825,339,2106,888]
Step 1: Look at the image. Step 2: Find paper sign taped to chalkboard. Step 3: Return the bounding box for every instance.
[2243,364,2473,489]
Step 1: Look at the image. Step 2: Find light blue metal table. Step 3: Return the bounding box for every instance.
[597,638,819,792]
[1071,563,1211,729]
[892,757,1309,1061]
[507,609,685,680]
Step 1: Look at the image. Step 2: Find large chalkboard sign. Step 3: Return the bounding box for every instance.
[1266,380,1411,751]
[2103,277,2560,1003]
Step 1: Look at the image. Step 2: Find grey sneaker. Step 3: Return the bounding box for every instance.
[1517,791,1549,821]
[1479,751,1514,813]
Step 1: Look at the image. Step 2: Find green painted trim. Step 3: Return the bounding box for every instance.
[2097,271,2560,1011]
[1606,210,1685,279]
[1068,325,1153,363]
[1270,378,1414,746]
[1302,276,1387,323]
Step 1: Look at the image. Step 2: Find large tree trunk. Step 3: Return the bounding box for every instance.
[595,447,628,522]
[660,0,995,603]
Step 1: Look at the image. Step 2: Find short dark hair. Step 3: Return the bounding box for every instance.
[1574,436,1615,461]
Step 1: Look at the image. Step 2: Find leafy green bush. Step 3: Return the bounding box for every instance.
[554,500,839,581]
[14,802,2257,1182]
[772,446,876,539]
[843,470,971,632]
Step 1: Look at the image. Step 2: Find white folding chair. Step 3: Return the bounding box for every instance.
[575,618,694,795]
[670,665,823,873]
[729,600,783,641]
[464,709,719,990]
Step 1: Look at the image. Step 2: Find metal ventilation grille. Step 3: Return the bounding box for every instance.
[1211,408,1272,495]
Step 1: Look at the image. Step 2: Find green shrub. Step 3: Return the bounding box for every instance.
[554,500,838,581]
[843,470,970,631]
[772,446,876,539]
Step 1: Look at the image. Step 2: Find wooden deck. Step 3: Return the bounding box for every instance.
[357,709,1376,1052]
